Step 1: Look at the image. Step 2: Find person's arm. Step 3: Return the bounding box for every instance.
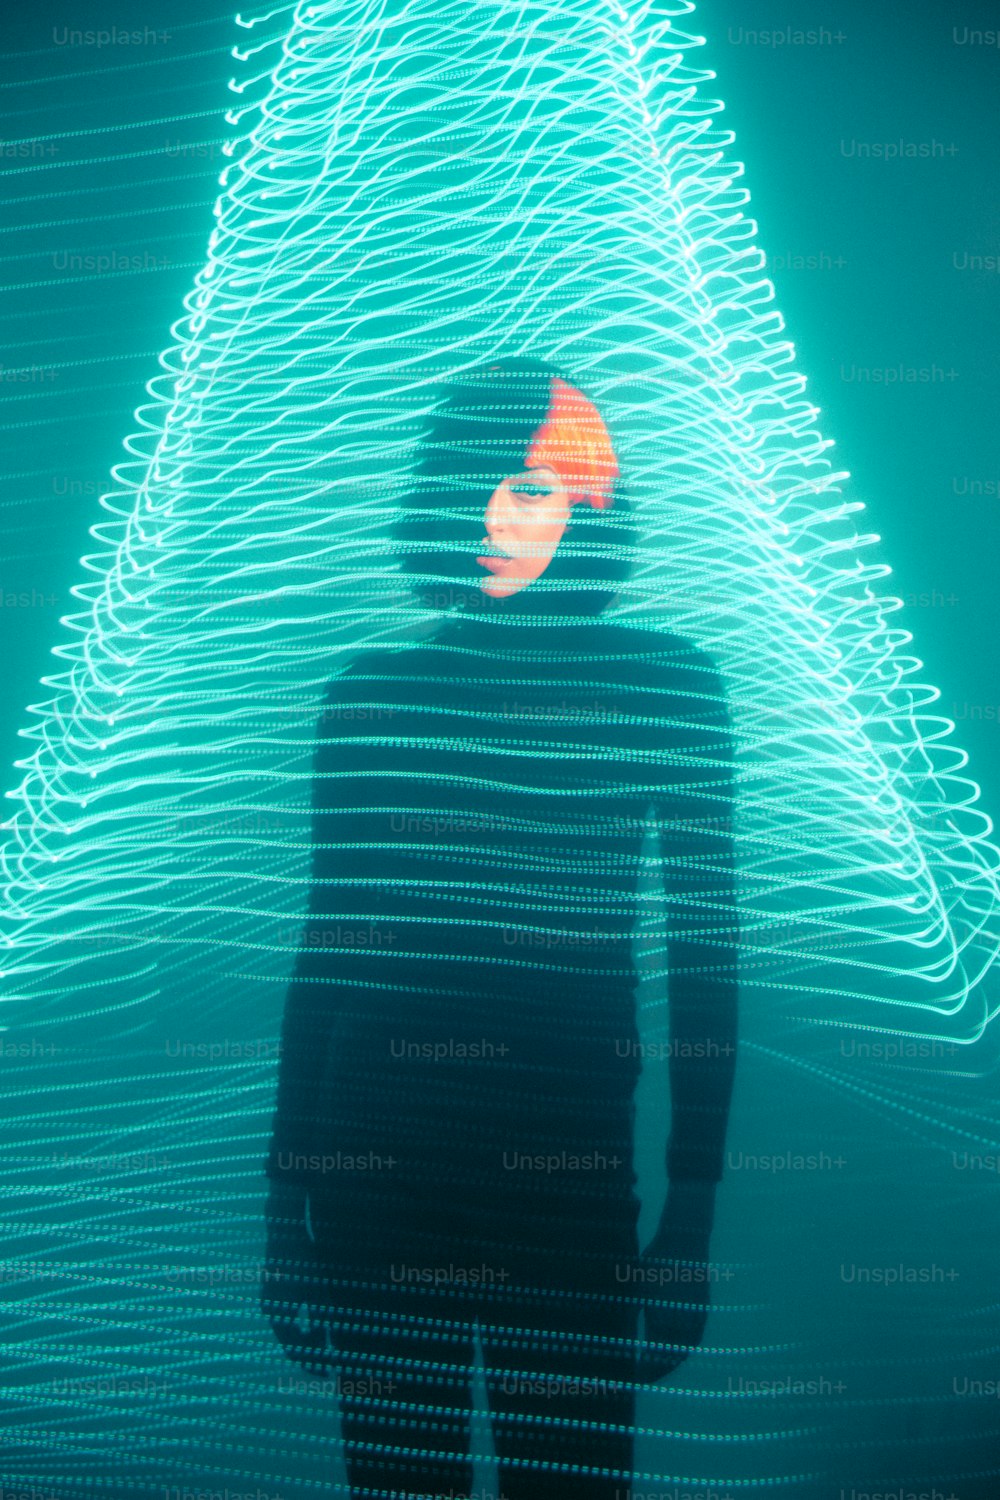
[636,649,738,1378]
[262,671,361,1369]
[657,652,738,1203]
[265,674,355,1186]
[662,916,738,1222]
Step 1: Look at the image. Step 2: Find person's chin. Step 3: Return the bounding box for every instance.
[480,573,525,599]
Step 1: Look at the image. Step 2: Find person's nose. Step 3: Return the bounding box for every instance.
[483,482,514,541]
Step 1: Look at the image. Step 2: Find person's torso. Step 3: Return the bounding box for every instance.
[304,617,722,1110]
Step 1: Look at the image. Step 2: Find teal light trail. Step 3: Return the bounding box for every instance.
[0,6,999,1493]
[1,0,996,1048]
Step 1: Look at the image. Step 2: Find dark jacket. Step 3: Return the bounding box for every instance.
[266,606,738,1197]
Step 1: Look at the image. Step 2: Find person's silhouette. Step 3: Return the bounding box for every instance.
[263,358,739,1499]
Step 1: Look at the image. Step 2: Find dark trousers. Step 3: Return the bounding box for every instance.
[310,1164,642,1500]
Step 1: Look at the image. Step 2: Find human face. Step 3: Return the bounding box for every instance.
[476,464,572,599]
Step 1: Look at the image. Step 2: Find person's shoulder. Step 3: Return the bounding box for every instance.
[595,619,700,650]
[323,643,417,683]
[319,637,465,715]
[595,620,725,678]
[596,622,731,733]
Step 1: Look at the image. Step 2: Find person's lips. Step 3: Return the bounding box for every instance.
[476,551,512,571]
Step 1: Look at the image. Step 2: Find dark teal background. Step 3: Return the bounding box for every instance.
[2,7,1000,1496]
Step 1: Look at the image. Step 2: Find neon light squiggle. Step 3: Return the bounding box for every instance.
[0,4,998,1494]
[1,0,997,1051]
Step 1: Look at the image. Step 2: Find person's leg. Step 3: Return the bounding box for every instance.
[480,1283,638,1500]
[310,1181,479,1500]
[476,1187,641,1500]
[331,1287,477,1500]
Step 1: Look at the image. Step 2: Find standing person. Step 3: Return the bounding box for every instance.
[263,357,739,1499]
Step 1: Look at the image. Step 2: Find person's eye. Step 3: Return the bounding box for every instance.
[510,480,552,500]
